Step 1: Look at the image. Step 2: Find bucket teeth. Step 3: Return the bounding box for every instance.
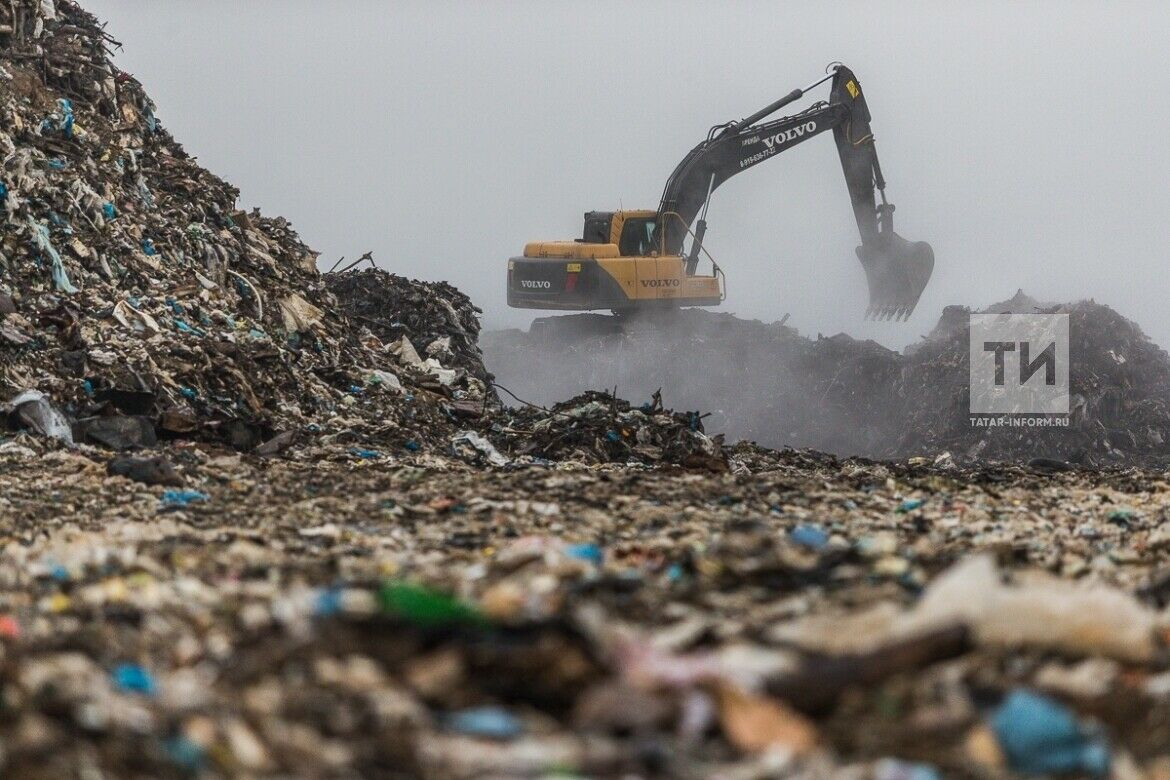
[864,302,920,322]
[858,233,934,322]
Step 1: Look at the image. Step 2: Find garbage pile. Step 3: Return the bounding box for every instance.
[491,390,727,469]
[894,292,1170,465]
[8,3,1170,778]
[0,0,344,446]
[326,267,495,389]
[484,294,1170,466]
[0,0,506,455]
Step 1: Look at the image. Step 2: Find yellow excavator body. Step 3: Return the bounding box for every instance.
[508,210,723,312]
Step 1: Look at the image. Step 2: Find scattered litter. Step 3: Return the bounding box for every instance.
[445,707,524,740]
[451,430,508,467]
[159,489,208,508]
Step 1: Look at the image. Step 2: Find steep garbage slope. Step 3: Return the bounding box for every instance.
[0,1,502,453]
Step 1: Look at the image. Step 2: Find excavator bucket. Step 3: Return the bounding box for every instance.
[857,232,935,320]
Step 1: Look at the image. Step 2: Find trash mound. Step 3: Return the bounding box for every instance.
[894,293,1170,464]
[1,0,335,445]
[492,390,727,469]
[0,1,505,454]
[325,267,494,388]
[484,295,1170,466]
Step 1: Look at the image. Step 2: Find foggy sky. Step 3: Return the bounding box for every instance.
[85,1,1170,349]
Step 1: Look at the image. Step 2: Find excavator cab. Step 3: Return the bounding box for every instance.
[582,211,655,256]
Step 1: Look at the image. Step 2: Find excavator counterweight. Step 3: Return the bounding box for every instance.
[506,64,934,321]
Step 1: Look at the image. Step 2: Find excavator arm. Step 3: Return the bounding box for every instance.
[656,64,934,320]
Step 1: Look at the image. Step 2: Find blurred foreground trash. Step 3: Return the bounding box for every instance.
[990,690,1110,777]
[106,455,181,485]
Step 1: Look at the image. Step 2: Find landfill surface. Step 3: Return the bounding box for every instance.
[4,439,1170,778]
[4,3,1170,779]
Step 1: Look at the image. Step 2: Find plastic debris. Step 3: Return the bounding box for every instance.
[789,524,828,549]
[565,543,603,565]
[873,758,942,780]
[716,684,817,755]
[0,615,21,640]
[112,663,156,695]
[5,389,74,444]
[445,707,524,740]
[378,581,485,627]
[907,554,1160,663]
[990,690,1110,777]
[451,430,508,467]
[159,489,209,508]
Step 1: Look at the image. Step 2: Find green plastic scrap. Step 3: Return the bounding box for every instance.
[27,218,77,293]
[377,581,486,627]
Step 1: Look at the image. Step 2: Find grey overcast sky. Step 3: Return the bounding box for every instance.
[84,1,1170,348]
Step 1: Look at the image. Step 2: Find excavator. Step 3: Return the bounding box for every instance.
[506,64,934,322]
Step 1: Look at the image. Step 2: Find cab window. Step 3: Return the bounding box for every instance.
[619,217,657,256]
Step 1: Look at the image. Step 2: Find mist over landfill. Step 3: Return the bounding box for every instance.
[483,293,1170,465]
[3,2,1170,779]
